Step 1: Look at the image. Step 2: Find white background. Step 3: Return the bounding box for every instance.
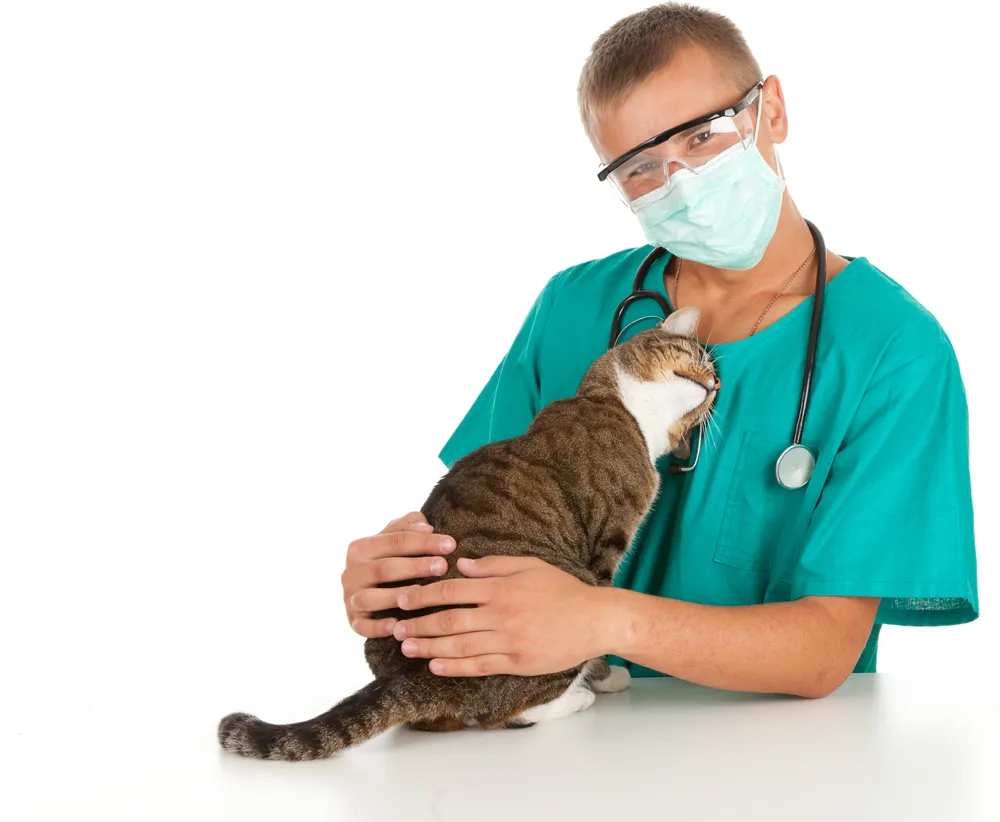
[0,1,996,818]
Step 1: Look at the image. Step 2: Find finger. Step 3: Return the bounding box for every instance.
[349,586,417,614]
[396,578,493,611]
[399,632,506,661]
[348,531,455,565]
[382,512,433,534]
[455,555,544,578]
[428,655,513,677]
[393,605,490,639]
[350,616,398,639]
[346,554,451,592]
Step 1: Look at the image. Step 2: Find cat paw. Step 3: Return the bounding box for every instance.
[519,684,596,723]
[592,665,630,694]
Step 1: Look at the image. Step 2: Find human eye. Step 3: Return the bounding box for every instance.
[688,127,717,151]
[626,159,661,180]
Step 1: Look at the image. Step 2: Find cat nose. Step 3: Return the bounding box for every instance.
[708,378,721,392]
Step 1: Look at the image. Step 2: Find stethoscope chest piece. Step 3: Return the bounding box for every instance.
[775,444,815,490]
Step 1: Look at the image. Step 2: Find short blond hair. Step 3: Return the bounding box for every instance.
[577,3,762,139]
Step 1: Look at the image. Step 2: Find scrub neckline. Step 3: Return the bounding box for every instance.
[653,250,866,353]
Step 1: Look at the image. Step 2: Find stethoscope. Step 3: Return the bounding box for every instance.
[608,219,827,490]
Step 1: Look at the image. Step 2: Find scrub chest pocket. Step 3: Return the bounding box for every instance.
[714,430,831,571]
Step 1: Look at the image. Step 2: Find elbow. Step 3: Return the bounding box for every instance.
[793,682,838,700]
[791,665,851,700]
[788,597,879,699]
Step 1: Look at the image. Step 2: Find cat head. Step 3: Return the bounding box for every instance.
[593,306,719,463]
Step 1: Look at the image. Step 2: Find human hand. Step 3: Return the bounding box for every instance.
[392,556,610,676]
[341,512,456,638]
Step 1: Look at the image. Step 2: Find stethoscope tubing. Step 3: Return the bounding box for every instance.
[793,219,826,446]
[608,220,827,476]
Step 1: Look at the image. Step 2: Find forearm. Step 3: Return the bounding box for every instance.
[594,588,878,698]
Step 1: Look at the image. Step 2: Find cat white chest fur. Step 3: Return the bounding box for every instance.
[614,364,708,464]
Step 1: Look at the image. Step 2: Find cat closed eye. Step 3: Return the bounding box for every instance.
[672,370,720,392]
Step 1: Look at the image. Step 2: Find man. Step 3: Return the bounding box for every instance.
[340,4,978,698]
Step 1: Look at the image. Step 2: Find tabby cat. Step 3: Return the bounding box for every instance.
[218,305,718,760]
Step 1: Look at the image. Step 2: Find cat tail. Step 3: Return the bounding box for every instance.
[217,677,422,761]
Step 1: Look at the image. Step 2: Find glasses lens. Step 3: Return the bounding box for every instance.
[606,107,756,205]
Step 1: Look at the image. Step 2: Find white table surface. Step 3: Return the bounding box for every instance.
[6,674,998,821]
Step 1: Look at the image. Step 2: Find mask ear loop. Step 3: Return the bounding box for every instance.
[752,86,764,144]
[752,82,785,181]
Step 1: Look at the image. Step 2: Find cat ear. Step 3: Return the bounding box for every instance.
[660,306,700,338]
[670,431,692,461]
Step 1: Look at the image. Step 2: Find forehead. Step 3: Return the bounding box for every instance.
[591,44,747,163]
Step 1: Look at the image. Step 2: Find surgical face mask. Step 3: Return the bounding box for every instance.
[631,140,786,271]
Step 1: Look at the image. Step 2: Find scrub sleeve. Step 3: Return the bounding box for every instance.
[785,341,978,626]
[439,278,559,467]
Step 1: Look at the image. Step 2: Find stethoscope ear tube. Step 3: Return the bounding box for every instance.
[608,247,668,349]
[793,220,826,446]
[609,290,672,348]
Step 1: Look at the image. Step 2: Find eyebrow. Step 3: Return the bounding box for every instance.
[675,121,709,138]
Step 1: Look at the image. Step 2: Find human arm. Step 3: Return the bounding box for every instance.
[593,587,879,697]
[392,556,878,698]
[395,337,977,692]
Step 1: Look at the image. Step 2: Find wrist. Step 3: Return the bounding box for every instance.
[587,585,635,658]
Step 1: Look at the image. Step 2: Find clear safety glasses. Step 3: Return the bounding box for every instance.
[597,82,763,206]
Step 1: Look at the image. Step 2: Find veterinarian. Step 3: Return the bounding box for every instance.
[339,3,978,697]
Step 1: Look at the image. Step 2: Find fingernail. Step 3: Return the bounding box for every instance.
[385,619,397,634]
[429,660,445,675]
[457,557,475,569]
[439,537,455,552]
[351,620,360,632]
[398,594,410,609]
[412,522,433,531]
[430,558,447,574]
[402,640,417,656]
[393,622,406,640]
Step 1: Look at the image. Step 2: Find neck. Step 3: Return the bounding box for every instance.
[675,196,816,298]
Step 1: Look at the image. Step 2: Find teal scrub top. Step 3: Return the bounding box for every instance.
[439,246,979,676]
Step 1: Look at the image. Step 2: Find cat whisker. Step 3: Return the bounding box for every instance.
[710,413,723,453]
[708,412,726,448]
[702,420,716,456]
[702,320,720,348]
[700,408,724,457]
